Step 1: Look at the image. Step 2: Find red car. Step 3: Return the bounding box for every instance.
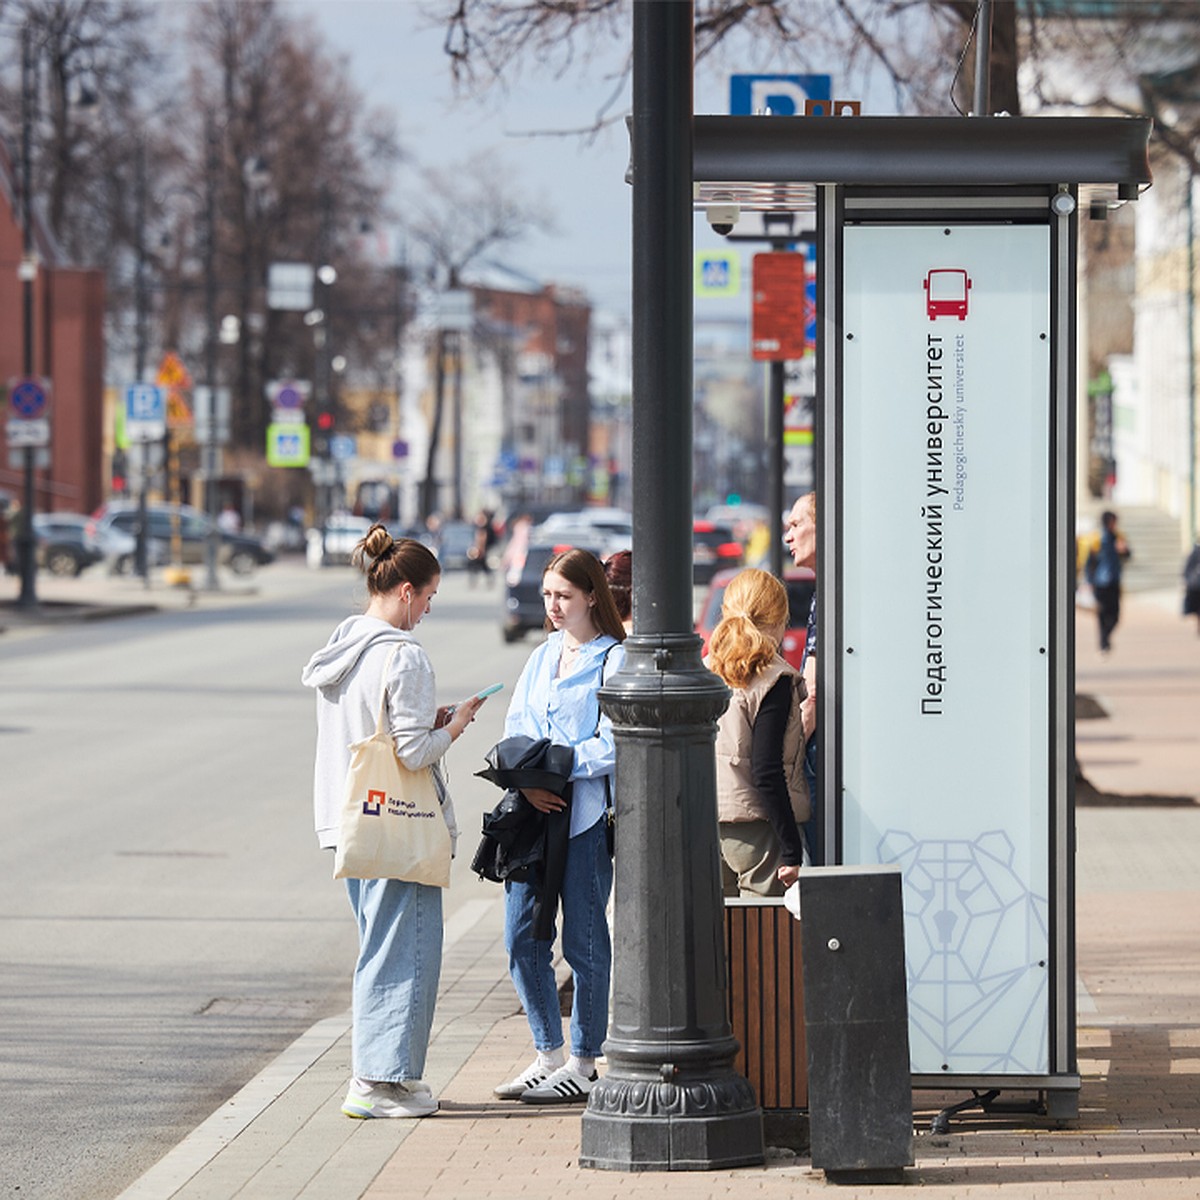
[695,566,816,670]
[692,520,744,585]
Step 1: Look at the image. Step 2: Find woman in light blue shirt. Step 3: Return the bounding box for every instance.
[494,547,626,1105]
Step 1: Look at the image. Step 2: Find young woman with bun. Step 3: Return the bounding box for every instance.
[302,525,489,1119]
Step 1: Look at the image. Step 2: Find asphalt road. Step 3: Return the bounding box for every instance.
[0,563,539,1200]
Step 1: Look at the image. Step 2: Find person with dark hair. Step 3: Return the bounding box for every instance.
[603,548,632,632]
[302,524,489,1119]
[1184,539,1200,635]
[494,547,626,1105]
[1084,510,1131,653]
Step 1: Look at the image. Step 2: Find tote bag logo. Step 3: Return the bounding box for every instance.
[363,789,385,816]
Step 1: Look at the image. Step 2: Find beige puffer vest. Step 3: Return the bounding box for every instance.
[714,656,809,825]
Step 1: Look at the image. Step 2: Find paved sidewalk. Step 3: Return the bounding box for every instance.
[93,585,1199,1198]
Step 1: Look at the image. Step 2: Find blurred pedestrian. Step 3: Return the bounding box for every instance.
[494,548,625,1105]
[0,499,11,575]
[603,548,633,633]
[783,491,820,864]
[301,525,487,1119]
[1184,539,1200,635]
[217,503,241,534]
[467,508,497,588]
[502,512,533,588]
[707,568,809,897]
[1084,510,1132,653]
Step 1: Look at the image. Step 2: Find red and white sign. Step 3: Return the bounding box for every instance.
[751,253,809,361]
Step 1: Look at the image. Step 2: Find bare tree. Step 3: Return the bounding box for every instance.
[433,0,1004,119]
[405,148,553,519]
[179,0,402,451]
[0,0,163,265]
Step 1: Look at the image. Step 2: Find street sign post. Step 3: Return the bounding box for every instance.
[125,383,166,441]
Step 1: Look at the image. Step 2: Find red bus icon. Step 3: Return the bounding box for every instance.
[923,268,972,320]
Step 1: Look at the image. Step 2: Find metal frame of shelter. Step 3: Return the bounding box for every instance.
[693,114,1152,1119]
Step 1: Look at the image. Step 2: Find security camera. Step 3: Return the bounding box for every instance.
[706,200,740,237]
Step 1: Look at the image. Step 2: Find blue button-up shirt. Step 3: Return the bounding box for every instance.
[504,631,624,837]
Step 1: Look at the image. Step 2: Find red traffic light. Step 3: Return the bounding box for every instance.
[316,411,335,431]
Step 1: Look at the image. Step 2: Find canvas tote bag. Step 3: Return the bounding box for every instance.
[333,646,452,886]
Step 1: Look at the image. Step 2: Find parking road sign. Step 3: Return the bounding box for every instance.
[125,384,166,440]
[7,376,50,419]
[5,418,50,447]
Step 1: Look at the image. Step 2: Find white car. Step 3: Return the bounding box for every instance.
[306,514,373,568]
[533,508,632,556]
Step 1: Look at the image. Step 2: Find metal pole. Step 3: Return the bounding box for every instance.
[1187,170,1197,545]
[203,118,221,590]
[134,141,150,585]
[16,25,39,609]
[580,0,764,1171]
[973,0,994,117]
[768,359,785,577]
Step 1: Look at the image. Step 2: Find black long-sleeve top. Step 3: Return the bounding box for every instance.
[750,675,806,867]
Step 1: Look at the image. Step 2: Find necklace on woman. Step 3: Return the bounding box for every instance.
[560,630,599,673]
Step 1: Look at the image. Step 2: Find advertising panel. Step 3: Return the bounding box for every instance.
[841,223,1052,1076]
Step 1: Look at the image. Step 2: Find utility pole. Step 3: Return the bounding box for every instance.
[15,24,40,609]
[202,117,221,591]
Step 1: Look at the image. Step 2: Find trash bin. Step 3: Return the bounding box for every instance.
[725,897,808,1129]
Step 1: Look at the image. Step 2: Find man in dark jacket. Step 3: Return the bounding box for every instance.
[1086,510,1131,653]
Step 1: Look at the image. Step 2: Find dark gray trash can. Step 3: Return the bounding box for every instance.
[799,866,913,1183]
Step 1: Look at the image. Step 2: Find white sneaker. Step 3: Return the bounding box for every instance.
[342,1079,438,1119]
[494,1059,554,1100]
[519,1063,598,1105]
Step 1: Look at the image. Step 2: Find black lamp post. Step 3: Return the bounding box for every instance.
[579,0,764,1171]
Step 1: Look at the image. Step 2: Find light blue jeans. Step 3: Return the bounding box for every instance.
[504,817,613,1060]
[345,877,443,1082]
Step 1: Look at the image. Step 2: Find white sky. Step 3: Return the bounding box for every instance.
[284,0,639,317]
[279,1,905,322]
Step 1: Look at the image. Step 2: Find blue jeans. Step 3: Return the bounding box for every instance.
[345,877,443,1082]
[504,817,613,1060]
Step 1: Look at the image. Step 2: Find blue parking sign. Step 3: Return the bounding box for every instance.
[730,74,832,116]
[125,384,165,423]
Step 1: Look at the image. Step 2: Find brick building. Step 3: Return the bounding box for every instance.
[0,143,106,517]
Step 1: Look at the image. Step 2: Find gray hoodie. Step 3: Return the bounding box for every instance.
[301,614,457,852]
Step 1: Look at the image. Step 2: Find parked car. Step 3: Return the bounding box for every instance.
[704,502,772,544]
[32,512,106,577]
[87,502,274,576]
[535,508,632,556]
[692,520,744,585]
[695,566,816,670]
[502,535,607,643]
[434,520,478,570]
[305,513,374,568]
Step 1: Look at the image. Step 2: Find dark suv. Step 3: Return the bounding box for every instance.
[87,502,274,576]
